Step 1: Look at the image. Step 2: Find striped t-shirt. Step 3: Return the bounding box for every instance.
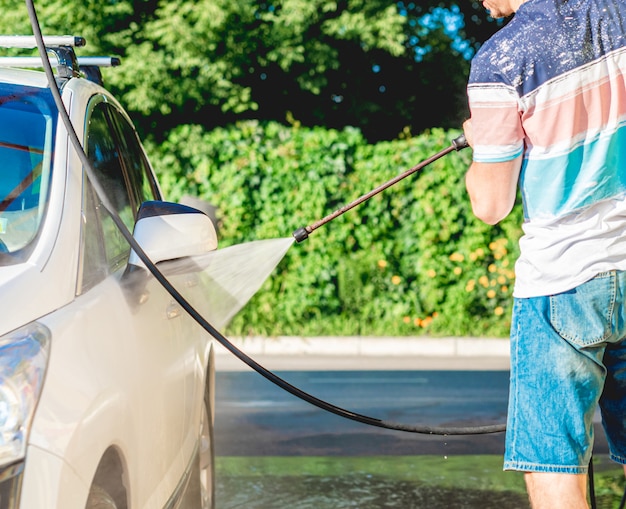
[467,0,626,298]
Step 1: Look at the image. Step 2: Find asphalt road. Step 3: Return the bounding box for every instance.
[215,363,507,457]
[214,353,609,457]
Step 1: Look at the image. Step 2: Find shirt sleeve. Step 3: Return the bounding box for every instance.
[467,52,525,163]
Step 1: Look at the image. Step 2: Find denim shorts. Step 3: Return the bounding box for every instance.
[504,270,626,474]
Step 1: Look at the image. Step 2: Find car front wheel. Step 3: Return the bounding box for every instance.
[85,484,118,509]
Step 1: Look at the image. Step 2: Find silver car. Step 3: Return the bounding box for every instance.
[0,36,217,508]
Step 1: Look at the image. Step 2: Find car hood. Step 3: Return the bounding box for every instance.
[0,262,74,337]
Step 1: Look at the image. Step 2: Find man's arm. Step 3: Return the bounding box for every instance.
[463,120,522,225]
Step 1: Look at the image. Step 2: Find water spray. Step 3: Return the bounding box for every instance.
[293,134,469,242]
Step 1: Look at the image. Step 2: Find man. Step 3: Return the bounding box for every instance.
[463,0,626,507]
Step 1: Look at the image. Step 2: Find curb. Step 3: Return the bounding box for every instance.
[214,336,510,358]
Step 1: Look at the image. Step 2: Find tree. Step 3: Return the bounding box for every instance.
[3,0,501,141]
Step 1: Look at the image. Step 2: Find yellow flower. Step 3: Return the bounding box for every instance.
[494,306,505,316]
[487,289,496,299]
[479,275,489,287]
[465,280,476,292]
[453,267,462,275]
[414,317,422,327]
[391,275,402,285]
[449,252,465,262]
[403,316,411,324]
[377,259,388,269]
[488,264,497,273]
[497,275,507,284]
[426,269,437,278]
[501,286,509,293]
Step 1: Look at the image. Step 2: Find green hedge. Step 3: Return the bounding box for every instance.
[146,121,523,337]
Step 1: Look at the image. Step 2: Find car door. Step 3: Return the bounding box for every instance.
[79,96,195,505]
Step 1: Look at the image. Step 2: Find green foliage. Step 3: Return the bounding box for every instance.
[593,470,626,508]
[1,0,145,55]
[147,123,523,337]
[1,0,496,142]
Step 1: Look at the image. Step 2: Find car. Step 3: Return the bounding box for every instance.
[0,35,218,508]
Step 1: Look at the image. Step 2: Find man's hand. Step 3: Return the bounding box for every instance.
[463,119,474,148]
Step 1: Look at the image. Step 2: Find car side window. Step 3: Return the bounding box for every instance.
[107,107,160,204]
[79,98,160,292]
[78,180,108,292]
[85,101,135,272]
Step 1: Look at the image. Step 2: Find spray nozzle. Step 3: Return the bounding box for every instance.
[293,226,310,243]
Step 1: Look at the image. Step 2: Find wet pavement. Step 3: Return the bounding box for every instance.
[216,461,531,509]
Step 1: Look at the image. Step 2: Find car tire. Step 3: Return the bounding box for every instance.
[85,484,118,509]
[199,393,216,509]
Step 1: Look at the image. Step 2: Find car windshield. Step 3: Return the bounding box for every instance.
[0,82,57,262]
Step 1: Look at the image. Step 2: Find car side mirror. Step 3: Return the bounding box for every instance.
[128,200,218,268]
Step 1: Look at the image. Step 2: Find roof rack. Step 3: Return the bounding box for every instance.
[0,35,120,85]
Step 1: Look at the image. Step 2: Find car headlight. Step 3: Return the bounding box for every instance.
[0,323,50,467]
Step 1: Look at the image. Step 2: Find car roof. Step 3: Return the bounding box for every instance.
[0,66,52,88]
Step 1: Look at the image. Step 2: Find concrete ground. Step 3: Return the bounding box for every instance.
[214,336,511,371]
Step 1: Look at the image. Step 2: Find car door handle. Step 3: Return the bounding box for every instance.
[166,301,181,319]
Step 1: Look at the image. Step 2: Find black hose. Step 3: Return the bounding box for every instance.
[25,0,505,436]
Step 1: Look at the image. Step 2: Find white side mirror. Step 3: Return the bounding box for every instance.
[128,201,218,268]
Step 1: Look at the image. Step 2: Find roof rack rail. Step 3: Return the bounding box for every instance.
[0,56,120,68]
[0,35,86,48]
[0,35,120,85]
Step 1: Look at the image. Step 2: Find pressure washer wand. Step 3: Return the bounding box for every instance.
[293,133,469,242]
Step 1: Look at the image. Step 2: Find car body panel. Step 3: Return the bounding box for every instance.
[20,445,87,508]
[28,274,199,507]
